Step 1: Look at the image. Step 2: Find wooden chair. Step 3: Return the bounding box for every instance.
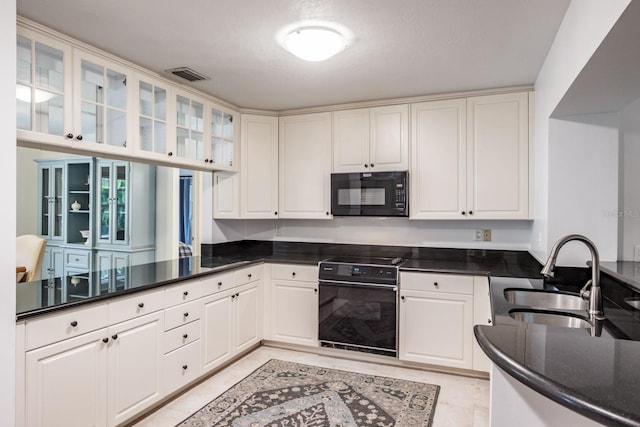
[16,235,46,282]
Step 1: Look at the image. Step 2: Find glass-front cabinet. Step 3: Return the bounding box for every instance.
[37,161,64,241]
[210,107,235,168]
[74,51,132,155]
[135,75,172,162]
[16,27,72,146]
[175,90,206,165]
[97,160,129,246]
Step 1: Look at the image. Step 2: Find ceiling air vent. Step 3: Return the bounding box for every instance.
[165,67,210,82]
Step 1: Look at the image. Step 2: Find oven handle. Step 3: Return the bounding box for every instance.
[319,280,398,292]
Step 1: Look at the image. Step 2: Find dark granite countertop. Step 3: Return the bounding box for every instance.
[17,240,543,320]
[475,275,640,426]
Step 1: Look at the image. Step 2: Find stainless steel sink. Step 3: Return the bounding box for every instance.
[509,309,592,328]
[504,288,588,310]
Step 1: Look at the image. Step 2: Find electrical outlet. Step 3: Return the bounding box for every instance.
[482,229,492,241]
[634,245,640,262]
[474,230,482,241]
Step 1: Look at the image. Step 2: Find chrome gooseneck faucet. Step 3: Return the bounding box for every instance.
[541,234,605,320]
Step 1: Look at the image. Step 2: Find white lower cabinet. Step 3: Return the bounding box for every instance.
[25,311,163,427]
[107,312,164,426]
[201,281,261,373]
[269,264,319,347]
[399,272,486,371]
[25,328,108,427]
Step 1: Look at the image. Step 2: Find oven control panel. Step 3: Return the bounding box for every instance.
[319,262,398,285]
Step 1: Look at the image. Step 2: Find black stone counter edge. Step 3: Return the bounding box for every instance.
[600,264,640,294]
[474,325,640,427]
[15,259,264,321]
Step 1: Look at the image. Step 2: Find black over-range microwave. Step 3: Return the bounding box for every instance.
[331,171,408,217]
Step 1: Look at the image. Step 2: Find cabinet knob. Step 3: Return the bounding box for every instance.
[182,365,188,370]
[314,289,318,293]
[65,133,74,139]
[292,272,296,277]
[469,210,473,215]
[183,291,189,296]
[248,273,252,279]
[236,293,240,298]
[274,211,278,215]
[231,294,236,300]
[70,321,78,327]
[370,163,375,167]
[102,338,109,343]
[488,319,492,324]
[183,334,188,339]
[168,152,173,157]
[401,295,405,301]
[76,134,83,141]
[111,334,118,340]
[364,164,369,168]
[326,212,329,216]
[218,281,222,287]
[183,312,189,317]
[434,282,439,288]
[138,303,144,308]
[461,211,466,215]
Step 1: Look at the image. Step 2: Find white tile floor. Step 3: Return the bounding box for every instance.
[132,346,489,427]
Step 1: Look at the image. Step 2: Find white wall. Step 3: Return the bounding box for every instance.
[2,0,16,424]
[619,97,640,260]
[531,0,631,263]
[547,114,620,264]
[207,217,532,250]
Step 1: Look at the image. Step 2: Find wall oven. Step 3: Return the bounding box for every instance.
[331,171,408,217]
[318,256,402,357]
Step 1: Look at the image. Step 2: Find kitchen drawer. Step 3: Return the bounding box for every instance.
[164,279,202,308]
[165,300,202,331]
[235,264,263,285]
[163,340,202,394]
[25,303,109,351]
[108,288,165,325]
[400,272,473,295]
[64,249,90,269]
[271,264,318,283]
[201,272,235,296]
[164,319,200,354]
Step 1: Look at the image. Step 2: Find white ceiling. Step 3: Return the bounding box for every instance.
[17,0,571,111]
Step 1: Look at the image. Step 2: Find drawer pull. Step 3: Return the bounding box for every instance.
[292,272,296,277]
[182,365,188,370]
[74,258,80,262]
[183,334,188,339]
[248,273,252,279]
[183,291,189,296]
[314,289,318,293]
[102,338,109,343]
[433,282,439,288]
[70,321,78,327]
[218,281,222,287]
[138,303,144,308]
[111,334,118,340]
[184,312,189,317]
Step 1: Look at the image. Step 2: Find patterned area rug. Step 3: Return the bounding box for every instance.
[177,359,440,426]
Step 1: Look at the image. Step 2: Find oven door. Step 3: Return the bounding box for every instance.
[330,171,408,216]
[318,280,398,357]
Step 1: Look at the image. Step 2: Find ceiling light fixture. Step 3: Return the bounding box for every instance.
[283,26,347,62]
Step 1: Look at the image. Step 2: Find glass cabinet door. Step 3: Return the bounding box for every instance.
[97,161,129,246]
[210,108,235,167]
[176,94,204,161]
[17,30,69,139]
[39,164,64,241]
[77,52,130,150]
[138,80,168,157]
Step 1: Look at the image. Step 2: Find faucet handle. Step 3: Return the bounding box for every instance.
[579,279,593,300]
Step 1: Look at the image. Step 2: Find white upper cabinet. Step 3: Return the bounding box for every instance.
[72,49,134,156]
[16,27,73,147]
[411,92,530,220]
[333,105,408,173]
[133,74,174,163]
[240,114,279,218]
[279,112,332,219]
[212,172,240,219]
[467,92,529,219]
[411,99,467,219]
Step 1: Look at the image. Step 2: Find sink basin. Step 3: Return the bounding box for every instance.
[504,288,588,310]
[509,309,592,329]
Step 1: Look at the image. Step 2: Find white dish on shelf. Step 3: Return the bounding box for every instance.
[79,229,90,245]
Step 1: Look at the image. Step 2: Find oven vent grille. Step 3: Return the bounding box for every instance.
[165,67,210,82]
